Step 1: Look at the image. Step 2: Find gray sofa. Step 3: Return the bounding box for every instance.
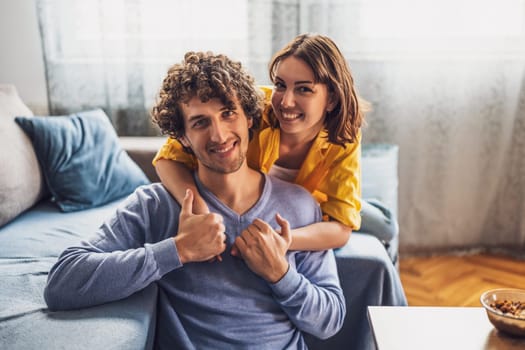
[0,85,406,350]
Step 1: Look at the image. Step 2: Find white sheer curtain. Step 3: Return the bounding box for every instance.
[36,0,257,135]
[300,0,525,254]
[37,0,525,254]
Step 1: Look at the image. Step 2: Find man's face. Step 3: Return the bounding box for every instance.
[179,96,253,174]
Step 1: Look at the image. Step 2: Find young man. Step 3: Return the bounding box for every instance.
[44,52,345,349]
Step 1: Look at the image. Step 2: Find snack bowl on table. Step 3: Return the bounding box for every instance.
[480,288,525,337]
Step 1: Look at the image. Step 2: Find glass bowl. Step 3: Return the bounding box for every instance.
[480,288,525,337]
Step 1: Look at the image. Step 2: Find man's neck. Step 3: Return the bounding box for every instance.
[197,164,264,215]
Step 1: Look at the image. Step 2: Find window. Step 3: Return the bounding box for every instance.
[40,0,249,63]
[301,0,525,59]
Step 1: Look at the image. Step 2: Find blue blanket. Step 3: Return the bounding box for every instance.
[0,200,157,349]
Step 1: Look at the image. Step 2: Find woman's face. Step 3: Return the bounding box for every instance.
[271,56,334,138]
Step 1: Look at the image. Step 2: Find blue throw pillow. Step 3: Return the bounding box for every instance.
[15,109,150,212]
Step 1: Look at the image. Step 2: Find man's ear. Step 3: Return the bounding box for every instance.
[247,116,253,129]
[178,135,190,148]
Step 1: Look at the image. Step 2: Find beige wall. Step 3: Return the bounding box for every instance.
[0,0,48,114]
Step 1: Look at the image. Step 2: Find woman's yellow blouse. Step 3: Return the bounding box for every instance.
[152,87,362,230]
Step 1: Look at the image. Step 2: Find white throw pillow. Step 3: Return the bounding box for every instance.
[0,84,45,227]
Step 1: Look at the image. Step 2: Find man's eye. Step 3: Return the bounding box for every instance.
[223,110,237,118]
[192,119,207,128]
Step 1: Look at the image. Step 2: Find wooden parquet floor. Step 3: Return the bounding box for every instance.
[399,254,525,307]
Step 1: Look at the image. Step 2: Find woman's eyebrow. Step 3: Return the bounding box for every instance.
[294,80,314,85]
[274,76,314,85]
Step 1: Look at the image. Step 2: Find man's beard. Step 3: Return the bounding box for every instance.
[199,153,246,174]
[184,133,247,175]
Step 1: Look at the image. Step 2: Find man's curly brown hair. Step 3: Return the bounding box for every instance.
[151,51,263,142]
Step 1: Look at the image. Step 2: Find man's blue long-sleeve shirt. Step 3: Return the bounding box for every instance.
[45,175,345,349]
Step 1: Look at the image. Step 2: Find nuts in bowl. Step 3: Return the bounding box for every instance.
[480,288,525,337]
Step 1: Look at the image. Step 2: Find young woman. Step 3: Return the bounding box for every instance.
[153,33,368,251]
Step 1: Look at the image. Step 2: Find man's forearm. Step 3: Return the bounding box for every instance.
[270,250,346,339]
[45,185,185,311]
[44,237,181,310]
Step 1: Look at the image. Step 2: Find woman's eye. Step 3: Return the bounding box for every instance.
[274,82,285,91]
[297,86,313,93]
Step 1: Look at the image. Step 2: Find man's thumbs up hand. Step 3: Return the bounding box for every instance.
[174,189,226,264]
[179,187,195,219]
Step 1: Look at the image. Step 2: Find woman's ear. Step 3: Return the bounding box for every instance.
[327,93,338,113]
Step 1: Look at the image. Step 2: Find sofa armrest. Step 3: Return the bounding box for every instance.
[355,144,400,267]
[119,137,166,183]
[361,144,399,217]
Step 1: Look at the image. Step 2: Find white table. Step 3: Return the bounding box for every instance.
[367,306,525,350]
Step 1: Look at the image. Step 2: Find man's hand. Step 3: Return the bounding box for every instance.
[234,213,291,283]
[174,189,226,264]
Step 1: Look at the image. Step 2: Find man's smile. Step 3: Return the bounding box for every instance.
[208,140,238,156]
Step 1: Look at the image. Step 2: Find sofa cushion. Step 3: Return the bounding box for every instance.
[15,109,150,212]
[0,84,45,227]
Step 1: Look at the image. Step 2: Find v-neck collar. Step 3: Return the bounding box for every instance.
[193,172,271,221]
